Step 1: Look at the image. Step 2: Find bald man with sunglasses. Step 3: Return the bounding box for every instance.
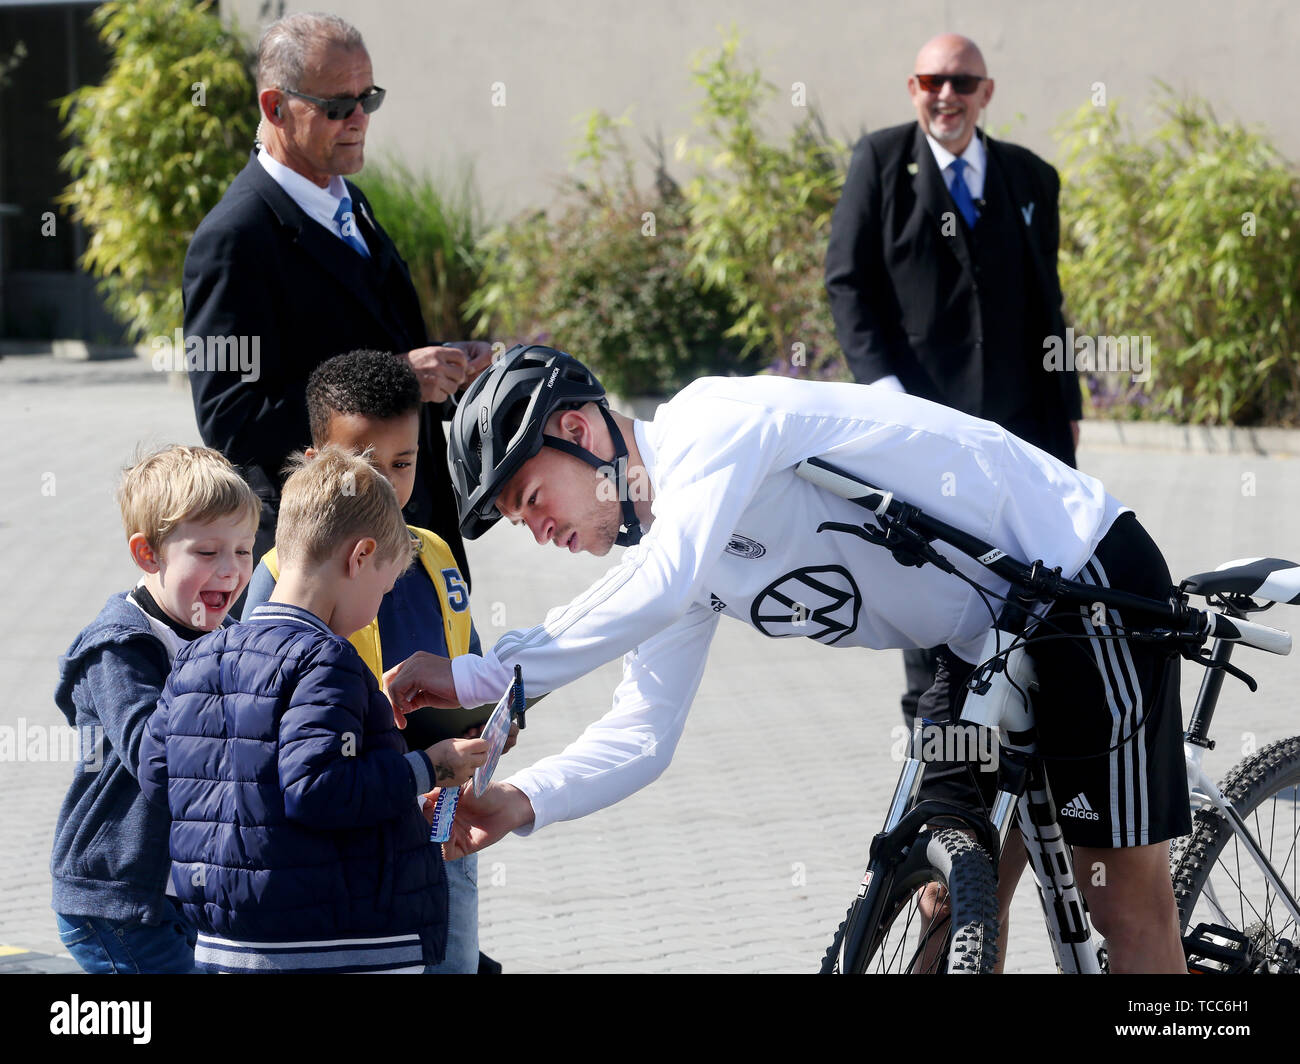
[183,12,490,584]
[826,33,1080,463]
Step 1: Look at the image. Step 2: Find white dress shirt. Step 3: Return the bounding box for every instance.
[926,130,987,203]
[257,148,353,245]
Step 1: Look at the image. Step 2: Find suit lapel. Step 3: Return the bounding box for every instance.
[984,136,1054,303]
[985,135,1034,231]
[345,187,425,345]
[348,184,398,286]
[910,125,973,276]
[245,152,403,341]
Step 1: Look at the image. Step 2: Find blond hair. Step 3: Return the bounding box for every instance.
[118,445,260,551]
[275,445,413,569]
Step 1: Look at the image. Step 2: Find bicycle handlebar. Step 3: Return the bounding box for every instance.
[794,457,1293,656]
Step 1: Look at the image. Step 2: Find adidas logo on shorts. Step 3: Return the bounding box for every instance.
[1061,793,1101,821]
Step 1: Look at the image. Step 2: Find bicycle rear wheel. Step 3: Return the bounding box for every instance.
[820,828,999,974]
[1170,735,1300,974]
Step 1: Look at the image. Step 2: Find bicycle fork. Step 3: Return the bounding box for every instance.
[1000,752,1102,973]
[963,633,1103,974]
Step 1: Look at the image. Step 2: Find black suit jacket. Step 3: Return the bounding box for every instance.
[182,152,469,578]
[825,123,1081,465]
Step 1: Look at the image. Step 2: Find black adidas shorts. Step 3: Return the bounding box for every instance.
[915,511,1192,849]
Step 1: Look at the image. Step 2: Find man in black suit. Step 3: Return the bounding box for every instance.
[183,12,488,579]
[826,33,1081,465]
[826,33,1085,729]
[825,37,1150,970]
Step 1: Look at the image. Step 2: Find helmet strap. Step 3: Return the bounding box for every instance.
[541,406,643,547]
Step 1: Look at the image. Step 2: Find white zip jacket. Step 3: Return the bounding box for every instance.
[451,376,1126,833]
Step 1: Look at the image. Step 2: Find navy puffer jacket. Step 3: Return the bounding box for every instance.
[138,603,446,963]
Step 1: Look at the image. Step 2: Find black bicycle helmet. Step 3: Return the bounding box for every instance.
[448,344,643,545]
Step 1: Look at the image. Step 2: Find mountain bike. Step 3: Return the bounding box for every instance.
[795,456,1300,974]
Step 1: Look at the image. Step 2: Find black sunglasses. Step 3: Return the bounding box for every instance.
[280,85,386,121]
[914,73,986,95]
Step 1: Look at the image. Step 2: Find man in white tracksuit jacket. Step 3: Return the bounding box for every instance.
[384,345,1190,972]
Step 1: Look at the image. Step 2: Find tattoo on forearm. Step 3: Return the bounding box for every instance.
[435,761,454,783]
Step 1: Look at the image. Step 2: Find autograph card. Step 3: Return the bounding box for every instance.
[472,683,514,797]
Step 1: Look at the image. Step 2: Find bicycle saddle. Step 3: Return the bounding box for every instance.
[1182,558,1300,605]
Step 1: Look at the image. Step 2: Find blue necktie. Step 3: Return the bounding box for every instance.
[948,158,980,229]
[333,194,371,258]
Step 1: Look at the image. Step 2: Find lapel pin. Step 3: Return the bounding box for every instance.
[907,163,919,175]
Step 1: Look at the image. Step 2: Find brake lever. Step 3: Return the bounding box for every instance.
[1185,648,1259,693]
[816,520,890,548]
[816,519,953,572]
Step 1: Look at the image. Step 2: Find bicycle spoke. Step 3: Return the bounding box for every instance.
[912,914,952,973]
[1201,878,1231,926]
[875,888,954,973]
[886,898,917,971]
[1291,793,1298,931]
[1255,805,1276,933]
[897,897,925,971]
[1219,838,1273,930]
[1275,797,1300,892]
[1268,794,1300,938]
[1233,837,1246,929]
[877,895,916,973]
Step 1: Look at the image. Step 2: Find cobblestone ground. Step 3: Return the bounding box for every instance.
[2,355,1296,972]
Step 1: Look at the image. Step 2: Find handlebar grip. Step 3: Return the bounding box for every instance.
[1205,613,1293,655]
[795,458,893,515]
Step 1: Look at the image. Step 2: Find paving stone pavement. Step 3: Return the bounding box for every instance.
[1,354,1296,973]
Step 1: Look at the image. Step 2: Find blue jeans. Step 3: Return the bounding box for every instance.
[424,852,479,973]
[56,899,197,974]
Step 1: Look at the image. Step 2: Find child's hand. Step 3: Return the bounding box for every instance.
[425,737,488,790]
[464,721,519,752]
[419,791,439,826]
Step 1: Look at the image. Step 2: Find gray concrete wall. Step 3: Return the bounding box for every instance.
[224,0,1299,217]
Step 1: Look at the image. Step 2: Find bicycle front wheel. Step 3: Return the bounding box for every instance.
[820,828,999,974]
[1170,735,1300,974]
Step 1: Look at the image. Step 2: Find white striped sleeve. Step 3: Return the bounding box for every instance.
[450,544,687,706]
